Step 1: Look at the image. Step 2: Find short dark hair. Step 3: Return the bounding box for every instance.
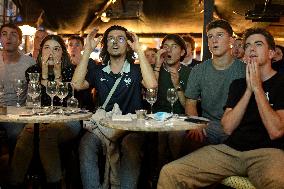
[0,23,22,40]
[68,35,84,46]
[182,35,196,51]
[145,47,158,53]
[242,28,275,50]
[161,34,187,61]
[206,19,233,36]
[100,25,135,64]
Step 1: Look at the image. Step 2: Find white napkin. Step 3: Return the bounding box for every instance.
[112,114,132,121]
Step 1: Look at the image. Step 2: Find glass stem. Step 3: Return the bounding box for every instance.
[150,104,153,114]
[51,96,54,108]
[32,98,36,114]
[171,103,174,114]
[72,86,75,97]
[17,95,20,107]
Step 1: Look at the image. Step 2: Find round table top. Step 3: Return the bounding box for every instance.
[99,116,208,132]
[0,106,92,123]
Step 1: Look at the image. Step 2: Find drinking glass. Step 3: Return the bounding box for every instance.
[0,80,4,97]
[28,82,41,113]
[0,80,4,106]
[145,88,157,114]
[14,79,26,107]
[46,81,58,109]
[167,88,178,114]
[67,82,79,111]
[57,82,69,113]
[28,73,40,83]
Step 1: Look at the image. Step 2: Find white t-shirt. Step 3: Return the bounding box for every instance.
[0,51,36,106]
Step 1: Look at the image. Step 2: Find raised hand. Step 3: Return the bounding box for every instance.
[246,57,262,93]
[126,31,140,52]
[156,48,167,68]
[85,28,102,51]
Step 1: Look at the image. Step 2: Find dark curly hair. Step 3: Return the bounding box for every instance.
[37,35,72,69]
[99,25,135,64]
[242,28,275,50]
[68,35,84,46]
[161,34,187,62]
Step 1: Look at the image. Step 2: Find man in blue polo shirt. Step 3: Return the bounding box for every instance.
[72,25,157,189]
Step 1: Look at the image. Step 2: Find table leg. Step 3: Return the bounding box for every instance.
[28,123,43,189]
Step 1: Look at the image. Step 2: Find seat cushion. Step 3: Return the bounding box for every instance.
[221,176,256,189]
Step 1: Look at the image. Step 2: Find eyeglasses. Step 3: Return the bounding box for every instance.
[107,36,126,44]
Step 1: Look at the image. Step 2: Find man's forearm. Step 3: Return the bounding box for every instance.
[221,89,251,135]
[72,49,91,89]
[185,99,198,116]
[254,88,284,139]
[137,48,157,89]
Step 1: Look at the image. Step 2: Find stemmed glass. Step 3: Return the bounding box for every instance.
[46,81,58,109]
[28,73,40,83]
[14,79,26,107]
[145,88,157,114]
[28,82,41,113]
[0,80,4,106]
[57,82,69,113]
[167,88,178,114]
[67,82,79,111]
[0,80,4,98]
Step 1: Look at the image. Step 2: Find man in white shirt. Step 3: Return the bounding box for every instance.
[0,23,35,156]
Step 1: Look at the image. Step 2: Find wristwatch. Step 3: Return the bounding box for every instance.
[175,85,183,91]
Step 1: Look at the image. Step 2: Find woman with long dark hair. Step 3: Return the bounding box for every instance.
[10,35,80,188]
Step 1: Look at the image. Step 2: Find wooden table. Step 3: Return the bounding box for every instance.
[0,106,92,124]
[97,114,208,188]
[99,115,208,132]
[0,106,92,189]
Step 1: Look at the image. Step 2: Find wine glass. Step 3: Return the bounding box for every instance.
[14,79,26,107]
[28,73,40,83]
[46,81,58,109]
[57,82,69,113]
[145,88,157,114]
[0,80,4,97]
[28,82,41,113]
[0,80,4,106]
[67,82,79,112]
[167,88,178,114]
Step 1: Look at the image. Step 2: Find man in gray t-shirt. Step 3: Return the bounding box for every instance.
[185,19,245,144]
[0,23,35,153]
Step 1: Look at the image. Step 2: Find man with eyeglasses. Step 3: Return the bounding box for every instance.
[185,19,245,145]
[72,25,157,189]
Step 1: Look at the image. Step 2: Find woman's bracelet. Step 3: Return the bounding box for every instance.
[42,76,48,80]
[154,66,161,71]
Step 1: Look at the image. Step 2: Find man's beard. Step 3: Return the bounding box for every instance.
[110,53,123,58]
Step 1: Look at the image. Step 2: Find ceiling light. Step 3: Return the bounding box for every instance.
[19,24,36,36]
[101,12,110,22]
